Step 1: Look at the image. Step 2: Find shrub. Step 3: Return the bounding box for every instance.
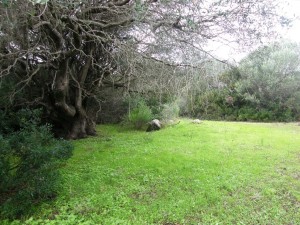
[0,109,73,219]
[125,100,153,130]
[160,102,180,121]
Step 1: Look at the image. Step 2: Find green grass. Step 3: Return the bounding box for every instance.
[4,120,300,224]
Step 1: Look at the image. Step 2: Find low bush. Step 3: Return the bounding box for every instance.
[124,100,153,130]
[0,109,73,219]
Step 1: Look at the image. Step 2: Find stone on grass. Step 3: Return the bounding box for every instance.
[192,119,202,124]
[146,119,161,132]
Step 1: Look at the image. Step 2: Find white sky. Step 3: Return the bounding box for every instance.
[208,0,300,62]
[280,0,300,41]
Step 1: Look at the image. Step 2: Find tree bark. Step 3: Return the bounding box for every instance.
[51,47,97,139]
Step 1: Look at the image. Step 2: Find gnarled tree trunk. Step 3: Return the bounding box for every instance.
[0,0,133,139]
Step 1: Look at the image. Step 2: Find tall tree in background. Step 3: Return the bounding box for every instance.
[237,41,300,116]
[0,0,286,139]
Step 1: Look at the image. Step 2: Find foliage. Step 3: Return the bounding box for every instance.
[0,0,285,138]
[160,101,180,121]
[170,41,300,122]
[235,41,300,121]
[0,0,134,139]
[0,109,73,219]
[124,97,153,130]
[237,41,300,109]
[3,120,300,224]
[0,76,17,109]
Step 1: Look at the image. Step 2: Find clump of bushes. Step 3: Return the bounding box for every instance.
[124,98,153,130]
[0,109,73,219]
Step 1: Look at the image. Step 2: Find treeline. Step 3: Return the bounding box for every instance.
[114,41,300,126]
[188,42,300,122]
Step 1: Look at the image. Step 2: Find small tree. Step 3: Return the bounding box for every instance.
[236,41,300,120]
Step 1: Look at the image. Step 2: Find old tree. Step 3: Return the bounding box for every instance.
[0,0,285,139]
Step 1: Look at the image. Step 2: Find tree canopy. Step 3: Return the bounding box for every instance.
[237,41,300,115]
[0,0,287,138]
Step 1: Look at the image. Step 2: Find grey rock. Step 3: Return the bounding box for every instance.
[146,119,161,132]
[192,119,202,124]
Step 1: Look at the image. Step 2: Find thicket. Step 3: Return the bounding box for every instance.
[128,42,300,122]
[81,41,300,125]
[212,42,300,122]
[121,93,181,129]
[0,109,73,219]
[125,98,153,130]
[187,89,298,122]
[176,67,300,122]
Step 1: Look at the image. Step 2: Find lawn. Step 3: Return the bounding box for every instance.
[5,120,300,224]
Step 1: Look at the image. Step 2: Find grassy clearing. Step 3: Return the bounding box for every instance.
[4,120,300,224]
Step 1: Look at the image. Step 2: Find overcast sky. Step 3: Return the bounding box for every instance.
[284,0,300,41]
[208,0,300,62]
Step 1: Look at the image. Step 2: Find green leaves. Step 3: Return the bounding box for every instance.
[0,109,73,219]
[1,0,9,7]
[134,0,148,21]
[124,97,153,130]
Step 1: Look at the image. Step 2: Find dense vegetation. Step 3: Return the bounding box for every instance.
[0,0,287,138]
[118,42,300,124]
[0,109,73,219]
[1,120,299,224]
[198,42,300,122]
